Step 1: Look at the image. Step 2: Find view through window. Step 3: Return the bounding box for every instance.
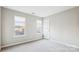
[36,20,42,33]
[14,16,26,36]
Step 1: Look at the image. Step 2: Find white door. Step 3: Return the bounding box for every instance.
[43,18,49,39]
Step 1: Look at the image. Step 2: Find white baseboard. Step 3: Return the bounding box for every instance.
[2,38,43,48]
[51,39,79,49]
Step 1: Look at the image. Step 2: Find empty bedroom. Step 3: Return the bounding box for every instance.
[0,6,79,52]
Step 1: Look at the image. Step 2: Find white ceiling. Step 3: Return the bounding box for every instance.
[4,6,75,17]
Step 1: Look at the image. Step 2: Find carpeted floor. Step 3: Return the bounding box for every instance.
[2,39,79,52]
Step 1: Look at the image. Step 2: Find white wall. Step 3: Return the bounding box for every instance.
[44,7,79,47]
[1,7,42,47]
[0,7,1,50]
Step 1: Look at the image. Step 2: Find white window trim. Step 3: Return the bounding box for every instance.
[14,15,26,38]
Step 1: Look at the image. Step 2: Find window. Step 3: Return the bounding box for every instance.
[36,20,42,33]
[14,16,26,36]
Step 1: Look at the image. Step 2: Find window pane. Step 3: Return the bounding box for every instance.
[36,20,42,33]
[15,16,25,36]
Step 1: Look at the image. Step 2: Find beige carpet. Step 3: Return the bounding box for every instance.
[2,39,79,52]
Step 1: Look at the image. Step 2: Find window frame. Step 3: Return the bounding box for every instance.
[36,19,42,34]
[14,15,26,38]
